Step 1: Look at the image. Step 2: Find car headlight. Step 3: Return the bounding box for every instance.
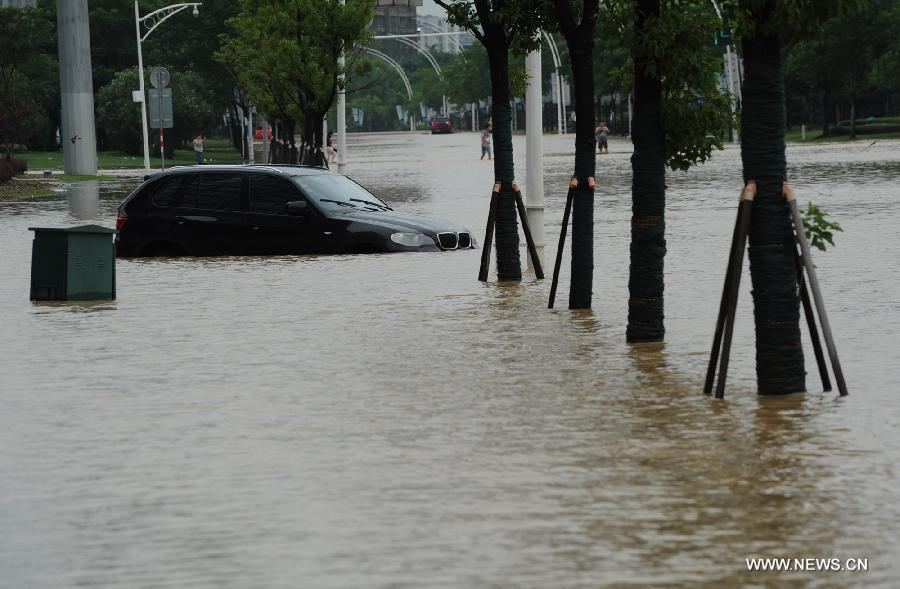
[390,232,436,247]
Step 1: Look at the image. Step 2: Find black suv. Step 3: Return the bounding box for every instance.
[115,165,476,257]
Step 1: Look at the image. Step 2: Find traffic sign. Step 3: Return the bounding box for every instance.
[148,88,174,129]
[150,67,170,89]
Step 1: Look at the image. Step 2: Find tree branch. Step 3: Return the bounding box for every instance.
[433,0,485,43]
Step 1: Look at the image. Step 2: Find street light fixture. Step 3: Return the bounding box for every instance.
[134,1,202,172]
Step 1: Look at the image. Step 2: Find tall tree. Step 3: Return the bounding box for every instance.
[218,0,375,166]
[723,0,865,393]
[625,0,732,341]
[0,6,55,158]
[553,0,600,308]
[434,0,547,281]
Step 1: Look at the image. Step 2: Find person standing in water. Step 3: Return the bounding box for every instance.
[595,120,610,154]
[480,123,493,160]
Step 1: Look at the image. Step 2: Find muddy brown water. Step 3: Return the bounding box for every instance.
[1,134,899,587]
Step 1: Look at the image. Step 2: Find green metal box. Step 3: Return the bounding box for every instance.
[29,225,116,301]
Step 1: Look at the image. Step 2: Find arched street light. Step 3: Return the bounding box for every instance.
[134,1,202,172]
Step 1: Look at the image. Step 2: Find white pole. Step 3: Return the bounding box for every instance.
[58,0,98,175]
[261,115,269,162]
[628,92,633,138]
[135,1,150,172]
[247,108,254,163]
[724,45,738,144]
[555,69,563,135]
[559,73,567,134]
[336,0,347,173]
[471,102,476,132]
[525,49,545,270]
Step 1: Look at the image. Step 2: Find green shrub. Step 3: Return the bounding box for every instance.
[830,123,900,135]
[0,157,27,182]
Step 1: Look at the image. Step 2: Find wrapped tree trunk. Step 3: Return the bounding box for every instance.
[566,36,596,309]
[741,26,806,394]
[485,34,522,282]
[555,0,600,309]
[627,0,666,341]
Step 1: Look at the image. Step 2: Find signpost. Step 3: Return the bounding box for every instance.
[148,67,173,169]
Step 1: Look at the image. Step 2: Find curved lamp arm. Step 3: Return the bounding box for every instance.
[139,3,202,42]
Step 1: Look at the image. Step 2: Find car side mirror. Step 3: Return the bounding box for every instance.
[286,200,309,216]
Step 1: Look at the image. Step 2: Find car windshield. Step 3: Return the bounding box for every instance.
[291,174,390,212]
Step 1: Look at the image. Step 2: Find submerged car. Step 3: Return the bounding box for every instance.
[115,165,476,257]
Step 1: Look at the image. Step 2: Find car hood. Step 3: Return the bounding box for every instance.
[328,209,469,235]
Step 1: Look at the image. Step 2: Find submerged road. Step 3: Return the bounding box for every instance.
[1,132,899,587]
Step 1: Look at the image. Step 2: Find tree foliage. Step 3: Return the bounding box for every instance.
[0,6,55,154]
[605,0,734,171]
[96,68,220,156]
[218,0,375,163]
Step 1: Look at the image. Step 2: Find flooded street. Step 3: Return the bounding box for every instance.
[2,133,899,587]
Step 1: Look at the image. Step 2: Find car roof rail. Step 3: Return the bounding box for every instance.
[259,163,330,170]
[245,165,284,174]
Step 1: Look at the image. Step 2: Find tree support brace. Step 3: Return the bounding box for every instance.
[478,181,544,282]
[705,182,755,398]
[548,176,594,309]
[705,182,848,398]
[784,182,848,396]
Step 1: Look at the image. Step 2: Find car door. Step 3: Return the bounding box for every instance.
[246,173,323,254]
[174,172,248,255]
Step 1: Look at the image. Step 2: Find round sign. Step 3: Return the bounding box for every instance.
[150,67,170,89]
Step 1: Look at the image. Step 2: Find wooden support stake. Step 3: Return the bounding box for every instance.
[548,179,577,309]
[513,187,544,279]
[704,198,747,395]
[795,247,832,392]
[478,184,500,282]
[715,182,756,399]
[785,183,848,396]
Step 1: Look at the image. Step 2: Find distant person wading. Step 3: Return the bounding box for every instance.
[480,123,492,160]
[595,120,609,154]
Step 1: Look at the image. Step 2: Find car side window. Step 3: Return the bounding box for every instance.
[179,174,199,208]
[150,176,185,207]
[196,173,243,211]
[250,174,303,213]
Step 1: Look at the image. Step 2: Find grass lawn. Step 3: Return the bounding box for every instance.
[785,128,900,143]
[0,178,61,201]
[18,138,243,170]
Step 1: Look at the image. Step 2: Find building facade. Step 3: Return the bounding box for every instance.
[371,0,422,36]
[416,14,475,55]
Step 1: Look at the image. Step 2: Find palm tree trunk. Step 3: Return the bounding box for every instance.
[627,0,666,341]
[485,36,521,282]
[741,26,806,394]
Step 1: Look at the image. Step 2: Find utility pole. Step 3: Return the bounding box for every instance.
[336,0,347,173]
[261,115,269,163]
[525,49,545,270]
[57,0,97,175]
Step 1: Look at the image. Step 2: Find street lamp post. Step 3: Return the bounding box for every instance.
[709,0,740,144]
[134,1,202,172]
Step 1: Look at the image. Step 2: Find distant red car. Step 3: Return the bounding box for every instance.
[431,116,452,134]
[254,126,273,140]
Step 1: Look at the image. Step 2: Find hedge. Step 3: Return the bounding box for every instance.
[830,123,900,136]
[0,158,28,183]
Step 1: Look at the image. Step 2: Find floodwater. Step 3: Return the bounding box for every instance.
[2,133,899,588]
